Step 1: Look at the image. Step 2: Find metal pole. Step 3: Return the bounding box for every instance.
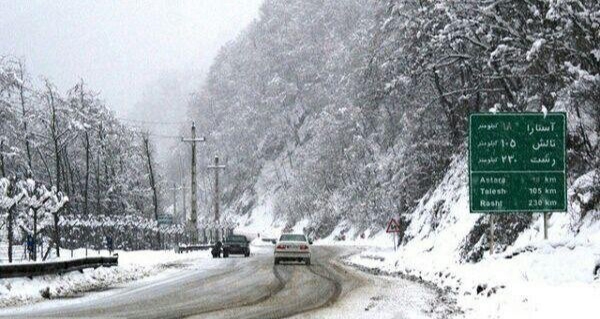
[543,212,548,240]
[489,215,495,255]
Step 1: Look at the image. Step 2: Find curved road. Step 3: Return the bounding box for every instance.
[0,246,446,319]
[1,247,356,319]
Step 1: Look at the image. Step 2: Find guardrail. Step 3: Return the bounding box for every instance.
[261,238,277,244]
[175,244,214,254]
[0,256,118,279]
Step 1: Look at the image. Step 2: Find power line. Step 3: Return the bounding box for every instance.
[116,117,189,125]
[88,126,183,140]
[130,131,183,139]
[83,122,185,139]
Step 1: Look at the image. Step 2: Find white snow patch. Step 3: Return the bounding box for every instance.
[526,39,546,61]
[0,249,212,309]
[329,156,600,319]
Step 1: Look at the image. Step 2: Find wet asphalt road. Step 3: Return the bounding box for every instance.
[1,246,362,319]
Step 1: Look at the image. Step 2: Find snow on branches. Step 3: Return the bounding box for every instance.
[0,177,25,211]
[17,179,68,234]
[1,177,68,235]
[59,213,183,234]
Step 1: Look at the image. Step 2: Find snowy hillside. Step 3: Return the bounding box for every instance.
[177,0,599,246]
[343,154,600,318]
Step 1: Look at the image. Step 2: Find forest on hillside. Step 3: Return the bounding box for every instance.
[181,0,599,237]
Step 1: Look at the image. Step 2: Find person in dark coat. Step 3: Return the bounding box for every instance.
[211,241,222,258]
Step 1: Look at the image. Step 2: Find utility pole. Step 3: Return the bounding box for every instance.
[181,122,206,243]
[178,153,187,223]
[208,155,226,241]
[143,135,160,248]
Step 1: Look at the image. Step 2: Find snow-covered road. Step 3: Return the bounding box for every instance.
[0,246,453,318]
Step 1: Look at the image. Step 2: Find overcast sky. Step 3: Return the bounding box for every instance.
[0,0,263,115]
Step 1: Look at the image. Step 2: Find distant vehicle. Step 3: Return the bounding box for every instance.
[274,233,311,265]
[222,235,250,258]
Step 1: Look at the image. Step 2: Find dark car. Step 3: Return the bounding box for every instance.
[222,235,250,258]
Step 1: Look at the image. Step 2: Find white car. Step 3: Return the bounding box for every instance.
[274,233,311,265]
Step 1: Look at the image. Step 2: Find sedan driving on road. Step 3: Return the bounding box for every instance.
[274,234,311,265]
[222,234,250,258]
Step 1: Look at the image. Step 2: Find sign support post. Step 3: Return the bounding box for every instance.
[489,215,495,255]
[386,218,401,251]
[543,212,548,240]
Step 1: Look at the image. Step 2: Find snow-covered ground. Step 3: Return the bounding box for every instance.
[0,248,212,309]
[292,261,451,319]
[318,156,600,319]
[342,237,600,319]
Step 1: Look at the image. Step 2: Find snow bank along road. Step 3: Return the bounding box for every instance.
[0,246,450,319]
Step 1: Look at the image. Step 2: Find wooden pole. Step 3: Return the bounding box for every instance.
[181,122,206,243]
[143,136,160,248]
[190,123,197,240]
[178,153,188,224]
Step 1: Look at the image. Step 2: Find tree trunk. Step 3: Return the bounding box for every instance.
[84,131,90,216]
[37,147,54,187]
[18,62,33,176]
[33,206,38,261]
[65,147,75,199]
[47,82,61,258]
[47,84,61,192]
[6,179,15,263]
[53,209,60,258]
[7,207,13,263]
[432,67,461,146]
[96,122,103,216]
[96,152,101,215]
[60,149,71,199]
[0,140,5,178]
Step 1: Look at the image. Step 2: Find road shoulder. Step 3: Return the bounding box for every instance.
[292,246,461,319]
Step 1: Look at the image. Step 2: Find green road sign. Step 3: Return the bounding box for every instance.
[158,214,174,225]
[469,113,567,213]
